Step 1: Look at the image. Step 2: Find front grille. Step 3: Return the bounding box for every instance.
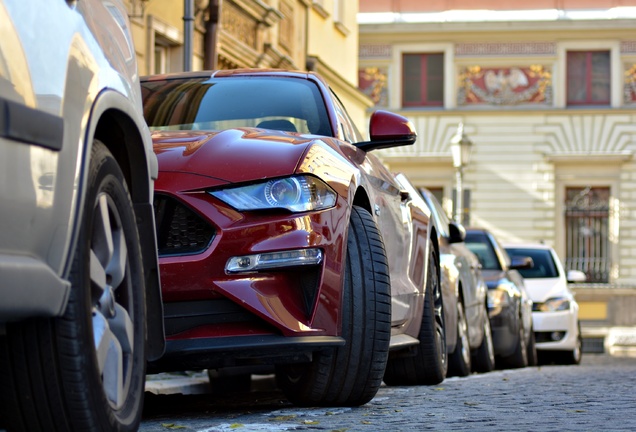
[163,298,262,336]
[154,194,215,256]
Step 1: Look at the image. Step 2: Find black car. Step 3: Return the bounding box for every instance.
[464,229,537,368]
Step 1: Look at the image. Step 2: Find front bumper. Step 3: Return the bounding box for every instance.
[152,176,350,371]
[532,310,579,351]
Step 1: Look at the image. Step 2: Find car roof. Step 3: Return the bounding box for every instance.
[141,68,318,83]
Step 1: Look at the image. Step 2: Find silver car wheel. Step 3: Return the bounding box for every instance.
[91,192,134,409]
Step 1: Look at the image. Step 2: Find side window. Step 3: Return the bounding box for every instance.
[330,90,363,143]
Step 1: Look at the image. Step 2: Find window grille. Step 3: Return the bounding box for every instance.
[565,186,610,282]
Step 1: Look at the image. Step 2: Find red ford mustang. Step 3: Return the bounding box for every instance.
[141,69,446,406]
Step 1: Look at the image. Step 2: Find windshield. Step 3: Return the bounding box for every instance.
[505,248,559,278]
[141,76,332,136]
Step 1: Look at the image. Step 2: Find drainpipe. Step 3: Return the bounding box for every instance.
[183,0,194,71]
[204,0,222,70]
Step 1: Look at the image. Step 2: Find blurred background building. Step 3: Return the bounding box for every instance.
[357,0,636,348]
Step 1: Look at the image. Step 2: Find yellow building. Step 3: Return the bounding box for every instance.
[124,0,372,129]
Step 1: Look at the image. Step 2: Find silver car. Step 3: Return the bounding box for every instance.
[417,187,495,376]
[0,1,163,430]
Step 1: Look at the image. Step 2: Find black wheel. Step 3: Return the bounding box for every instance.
[275,206,391,406]
[526,326,538,366]
[448,299,471,377]
[554,322,583,365]
[471,306,495,373]
[384,241,447,385]
[0,140,147,431]
[499,309,528,369]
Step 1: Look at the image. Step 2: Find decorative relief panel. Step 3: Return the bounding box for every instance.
[455,42,556,57]
[457,65,552,106]
[621,41,636,54]
[624,64,636,104]
[222,0,258,49]
[358,67,388,107]
[359,44,392,59]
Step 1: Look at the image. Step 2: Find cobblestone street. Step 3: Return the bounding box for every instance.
[140,354,636,431]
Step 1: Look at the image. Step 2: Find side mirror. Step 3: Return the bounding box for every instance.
[355,110,417,152]
[567,269,587,283]
[448,221,466,244]
[510,256,534,270]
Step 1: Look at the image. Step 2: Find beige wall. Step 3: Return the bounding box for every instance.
[308,1,372,136]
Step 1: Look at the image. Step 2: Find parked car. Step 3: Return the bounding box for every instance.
[141,69,445,406]
[0,1,163,430]
[464,229,537,368]
[417,188,495,376]
[504,243,586,365]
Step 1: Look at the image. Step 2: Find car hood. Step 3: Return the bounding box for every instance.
[522,278,568,302]
[152,129,316,184]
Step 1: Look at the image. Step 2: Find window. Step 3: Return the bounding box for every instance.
[565,186,610,282]
[402,53,444,107]
[566,51,610,105]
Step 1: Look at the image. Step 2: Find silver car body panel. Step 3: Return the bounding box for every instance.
[0,0,157,322]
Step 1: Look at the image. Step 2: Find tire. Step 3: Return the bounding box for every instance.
[384,242,447,385]
[275,206,391,406]
[0,140,147,431]
[499,309,528,369]
[526,326,538,367]
[471,308,495,373]
[448,299,471,377]
[554,322,583,365]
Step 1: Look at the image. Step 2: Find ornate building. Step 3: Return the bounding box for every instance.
[358,1,636,335]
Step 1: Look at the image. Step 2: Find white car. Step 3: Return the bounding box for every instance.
[0,1,163,430]
[504,243,586,365]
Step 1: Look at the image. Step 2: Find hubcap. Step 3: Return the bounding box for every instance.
[90,193,134,409]
[458,304,470,366]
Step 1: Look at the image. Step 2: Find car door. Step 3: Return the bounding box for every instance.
[331,96,417,325]
[0,2,68,280]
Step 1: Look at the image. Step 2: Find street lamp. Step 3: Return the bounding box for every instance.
[450,123,473,225]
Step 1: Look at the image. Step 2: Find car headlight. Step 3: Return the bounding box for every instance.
[210,175,337,212]
[535,297,570,312]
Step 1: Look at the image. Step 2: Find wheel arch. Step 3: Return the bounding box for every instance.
[82,89,165,361]
[352,186,372,215]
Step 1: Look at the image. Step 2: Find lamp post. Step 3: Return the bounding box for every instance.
[450,123,473,225]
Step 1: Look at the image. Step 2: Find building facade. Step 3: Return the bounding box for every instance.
[123,0,372,128]
[358,1,636,337]
[358,2,636,289]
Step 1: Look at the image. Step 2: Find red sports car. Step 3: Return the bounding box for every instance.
[141,69,445,406]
